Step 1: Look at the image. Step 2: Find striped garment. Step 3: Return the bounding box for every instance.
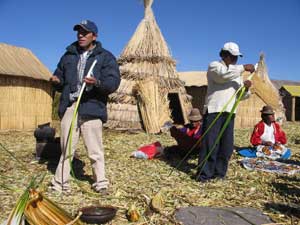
[70,49,94,101]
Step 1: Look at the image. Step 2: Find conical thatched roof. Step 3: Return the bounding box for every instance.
[249,53,285,114]
[237,53,286,127]
[0,43,52,81]
[106,0,192,133]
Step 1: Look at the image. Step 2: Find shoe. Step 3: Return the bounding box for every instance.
[93,187,109,195]
[49,183,71,194]
[92,183,109,195]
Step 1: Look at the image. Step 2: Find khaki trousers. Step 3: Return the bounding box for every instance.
[52,104,108,190]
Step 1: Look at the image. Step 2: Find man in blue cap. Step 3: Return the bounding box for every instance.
[50,20,120,194]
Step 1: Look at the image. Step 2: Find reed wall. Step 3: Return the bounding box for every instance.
[0,76,52,130]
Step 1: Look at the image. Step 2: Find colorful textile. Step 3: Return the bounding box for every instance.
[179,124,201,139]
[241,158,300,175]
[256,144,289,160]
[238,148,291,160]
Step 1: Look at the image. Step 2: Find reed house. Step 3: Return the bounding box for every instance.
[0,43,53,130]
[280,85,300,121]
[106,0,192,133]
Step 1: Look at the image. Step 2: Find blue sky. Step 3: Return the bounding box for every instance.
[0,0,299,81]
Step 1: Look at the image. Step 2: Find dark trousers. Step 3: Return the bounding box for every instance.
[197,112,235,181]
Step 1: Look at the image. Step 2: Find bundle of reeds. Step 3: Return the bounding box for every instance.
[136,79,171,133]
[24,189,82,225]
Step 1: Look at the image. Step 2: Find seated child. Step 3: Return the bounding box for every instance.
[250,105,290,160]
[168,108,202,156]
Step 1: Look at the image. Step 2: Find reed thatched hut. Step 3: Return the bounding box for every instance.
[106,0,192,133]
[0,43,53,130]
[178,71,207,115]
[280,85,300,121]
[179,54,285,129]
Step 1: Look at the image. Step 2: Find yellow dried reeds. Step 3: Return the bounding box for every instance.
[24,189,82,225]
[0,43,52,81]
[233,54,286,128]
[0,76,52,130]
[106,0,192,130]
[120,0,171,61]
[136,79,171,133]
[250,54,284,112]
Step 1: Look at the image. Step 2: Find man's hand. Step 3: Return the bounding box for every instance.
[243,64,255,73]
[50,76,60,84]
[243,80,252,89]
[83,76,97,85]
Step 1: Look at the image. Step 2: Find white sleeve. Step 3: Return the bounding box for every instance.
[209,61,245,83]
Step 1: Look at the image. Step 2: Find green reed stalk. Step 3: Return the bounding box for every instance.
[62,60,97,192]
[0,143,29,172]
[5,173,46,225]
[195,87,246,179]
[171,72,255,176]
[169,86,243,176]
[196,73,255,178]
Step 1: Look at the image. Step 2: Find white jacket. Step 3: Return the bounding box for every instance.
[204,60,250,114]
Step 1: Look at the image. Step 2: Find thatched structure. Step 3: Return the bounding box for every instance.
[178,71,207,115]
[106,0,192,133]
[237,54,286,128]
[271,79,300,90]
[179,54,285,129]
[0,43,53,130]
[280,85,300,121]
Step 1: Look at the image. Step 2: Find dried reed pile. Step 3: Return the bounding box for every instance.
[25,189,82,225]
[1,121,299,224]
[136,79,171,133]
[106,0,192,133]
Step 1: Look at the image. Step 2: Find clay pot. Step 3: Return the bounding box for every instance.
[79,206,117,224]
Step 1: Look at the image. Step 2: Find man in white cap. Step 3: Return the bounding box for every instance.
[197,42,255,182]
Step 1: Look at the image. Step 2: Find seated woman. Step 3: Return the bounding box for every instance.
[168,108,202,157]
[250,105,290,160]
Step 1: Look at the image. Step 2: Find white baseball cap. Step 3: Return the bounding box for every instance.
[222,42,243,57]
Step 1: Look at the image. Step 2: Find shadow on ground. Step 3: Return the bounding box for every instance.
[161,145,198,176]
[265,175,300,222]
[40,156,94,185]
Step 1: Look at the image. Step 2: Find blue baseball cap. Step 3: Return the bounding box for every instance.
[73,20,98,34]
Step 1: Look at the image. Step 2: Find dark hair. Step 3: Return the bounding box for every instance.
[219,50,232,58]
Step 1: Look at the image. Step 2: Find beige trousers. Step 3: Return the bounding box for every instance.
[52,104,108,190]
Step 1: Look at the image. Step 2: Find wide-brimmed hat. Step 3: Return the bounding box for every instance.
[260,105,274,115]
[188,108,202,121]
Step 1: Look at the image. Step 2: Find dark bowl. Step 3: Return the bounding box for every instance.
[295,139,300,145]
[79,206,117,224]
